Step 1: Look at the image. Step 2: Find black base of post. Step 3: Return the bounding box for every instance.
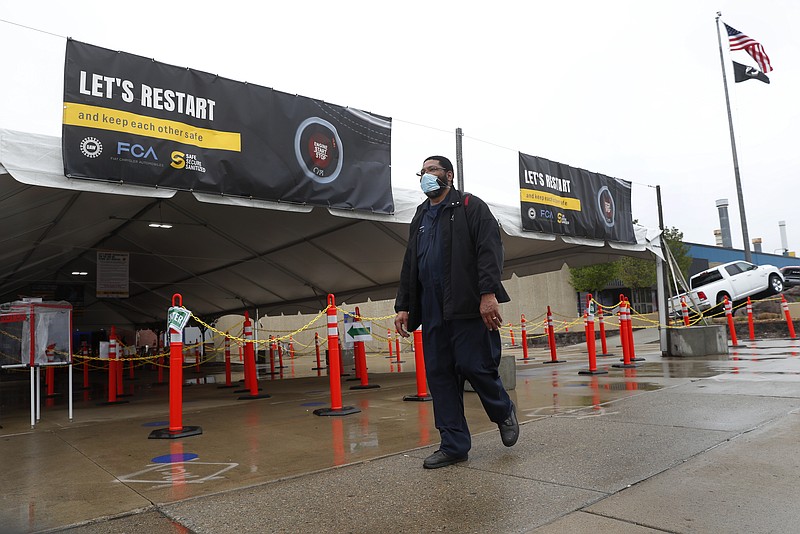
[630,357,646,362]
[598,353,615,357]
[313,406,360,416]
[311,366,327,371]
[543,360,566,364]
[517,357,534,362]
[97,399,129,406]
[217,384,238,389]
[403,394,433,402]
[392,360,406,364]
[612,363,638,369]
[234,387,262,393]
[148,425,203,439]
[578,369,609,375]
[350,384,380,390]
[237,392,271,400]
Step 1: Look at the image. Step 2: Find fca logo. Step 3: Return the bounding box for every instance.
[117,142,157,160]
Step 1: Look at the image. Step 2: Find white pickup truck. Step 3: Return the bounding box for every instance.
[669,260,784,317]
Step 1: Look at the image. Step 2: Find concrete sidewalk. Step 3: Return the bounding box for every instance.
[2,332,800,533]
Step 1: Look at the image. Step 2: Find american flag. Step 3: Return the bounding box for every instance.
[725,23,772,73]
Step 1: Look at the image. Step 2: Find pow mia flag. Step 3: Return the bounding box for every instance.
[733,60,770,84]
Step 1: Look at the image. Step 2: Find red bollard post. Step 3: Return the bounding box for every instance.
[149,294,201,438]
[509,324,515,347]
[404,326,433,401]
[725,297,739,347]
[218,334,236,389]
[747,297,756,342]
[681,297,690,327]
[45,345,57,397]
[387,329,394,360]
[116,333,125,396]
[580,297,607,375]
[781,294,797,339]
[314,295,360,416]
[617,301,632,365]
[97,326,127,405]
[518,314,530,362]
[238,312,270,400]
[625,297,645,362]
[289,336,295,360]
[394,331,406,371]
[598,305,612,357]
[613,300,637,369]
[312,332,325,371]
[543,306,565,364]
[81,341,90,389]
[351,337,380,390]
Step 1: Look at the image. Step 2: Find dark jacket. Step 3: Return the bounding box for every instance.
[394,188,510,331]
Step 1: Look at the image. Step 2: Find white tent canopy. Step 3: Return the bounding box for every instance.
[0,129,662,330]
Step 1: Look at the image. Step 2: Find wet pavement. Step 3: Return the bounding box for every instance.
[2,329,800,533]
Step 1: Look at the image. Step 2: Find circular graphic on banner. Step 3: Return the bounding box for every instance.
[597,186,616,228]
[527,207,537,220]
[80,137,102,158]
[294,117,344,184]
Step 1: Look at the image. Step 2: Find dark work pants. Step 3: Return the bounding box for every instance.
[421,314,513,458]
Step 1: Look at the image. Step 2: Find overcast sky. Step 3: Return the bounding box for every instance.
[1,1,797,256]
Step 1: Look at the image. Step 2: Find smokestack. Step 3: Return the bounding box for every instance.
[752,237,762,254]
[779,220,789,255]
[715,199,733,248]
[714,229,723,246]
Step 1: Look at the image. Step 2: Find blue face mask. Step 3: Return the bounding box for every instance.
[420,173,446,197]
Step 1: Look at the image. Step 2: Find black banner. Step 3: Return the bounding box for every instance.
[62,40,393,213]
[518,152,635,243]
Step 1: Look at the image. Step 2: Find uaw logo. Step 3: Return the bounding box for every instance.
[294,117,343,184]
[597,186,616,228]
[80,137,102,158]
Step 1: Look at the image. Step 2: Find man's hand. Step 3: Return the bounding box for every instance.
[480,293,502,331]
[395,311,410,338]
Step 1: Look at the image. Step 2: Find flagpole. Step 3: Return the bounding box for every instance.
[715,11,753,262]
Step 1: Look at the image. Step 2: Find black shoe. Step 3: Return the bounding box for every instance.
[423,450,468,469]
[499,403,519,447]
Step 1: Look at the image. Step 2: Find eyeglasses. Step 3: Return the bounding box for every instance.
[416,166,447,177]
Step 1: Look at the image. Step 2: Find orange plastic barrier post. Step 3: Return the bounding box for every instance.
[518,314,530,362]
[509,324,515,347]
[681,297,690,327]
[387,329,394,359]
[543,306,565,364]
[81,342,90,389]
[747,297,755,341]
[781,294,796,339]
[314,295,360,416]
[97,326,127,405]
[148,294,201,438]
[625,297,644,362]
[237,312,270,400]
[312,332,325,372]
[725,297,738,347]
[395,332,402,363]
[218,334,236,389]
[580,297,607,375]
[598,305,612,357]
[613,300,637,369]
[403,326,432,401]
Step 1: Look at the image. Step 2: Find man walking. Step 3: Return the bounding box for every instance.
[394,155,519,469]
